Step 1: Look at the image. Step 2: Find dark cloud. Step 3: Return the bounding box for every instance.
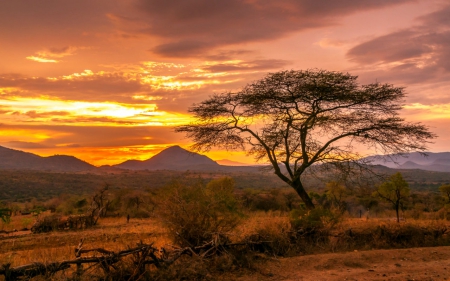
[205,50,255,61]
[346,4,450,101]
[6,124,183,148]
[111,0,414,57]
[151,40,214,58]
[347,30,433,64]
[25,111,70,118]
[0,0,119,37]
[50,116,141,125]
[5,141,51,149]
[62,143,82,148]
[417,3,450,27]
[48,46,72,55]
[200,59,289,72]
[0,72,147,102]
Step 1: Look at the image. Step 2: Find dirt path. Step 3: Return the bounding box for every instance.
[234,247,450,281]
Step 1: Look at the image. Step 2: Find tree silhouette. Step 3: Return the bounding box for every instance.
[375,172,410,222]
[176,70,435,209]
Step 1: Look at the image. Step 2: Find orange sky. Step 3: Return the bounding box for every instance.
[0,0,449,166]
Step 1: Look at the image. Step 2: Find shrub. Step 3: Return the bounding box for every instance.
[156,177,242,247]
[31,214,63,233]
[245,218,293,256]
[290,207,341,232]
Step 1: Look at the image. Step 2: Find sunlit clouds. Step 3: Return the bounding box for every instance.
[0,0,449,165]
[26,56,60,63]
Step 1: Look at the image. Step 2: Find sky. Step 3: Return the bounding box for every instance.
[0,0,449,166]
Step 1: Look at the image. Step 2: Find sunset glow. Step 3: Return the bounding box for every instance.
[1,0,449,165]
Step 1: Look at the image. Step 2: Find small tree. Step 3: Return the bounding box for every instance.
[325,181,348,213]
[374,172,410,222]
[439,184,450,203]
[177,69,435,210]
[157,177,242,247]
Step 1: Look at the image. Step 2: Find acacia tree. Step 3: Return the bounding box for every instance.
[176,70,435,210]
[374,172,410,222]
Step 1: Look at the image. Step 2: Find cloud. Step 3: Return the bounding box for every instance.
[347,30,435,65]
[200,59,289,72]
[4,141,51,149]
[317,39,346,48]
[25,111,70,118]
[109,0,414,57]
[26,46,83,63]
[0,56,287,108]
[0,1,118,35]
[347,4,450,81]
[0,124,184,148]
[26,56,60,63]
[0,71,145,102]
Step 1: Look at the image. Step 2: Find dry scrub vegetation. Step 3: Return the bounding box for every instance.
[1,176,450,280]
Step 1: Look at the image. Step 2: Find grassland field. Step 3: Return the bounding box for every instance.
[2,212,450,280]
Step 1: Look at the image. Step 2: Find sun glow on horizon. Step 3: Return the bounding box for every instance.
[0,96,192,126]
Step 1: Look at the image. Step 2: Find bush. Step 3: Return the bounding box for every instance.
[336,222,449,250]
[290,207,341,232]
[245,218,293,256]
[31,214,63,233]
[156,177,242,247]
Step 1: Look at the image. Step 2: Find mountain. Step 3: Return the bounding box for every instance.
[216,159,251,166]
[114,145,222,171]
[0,146,95,172]
[364,152,450,172]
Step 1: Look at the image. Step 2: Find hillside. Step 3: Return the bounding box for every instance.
[364,152,450,172]
[114,145,220,170]
[0,146,95,172]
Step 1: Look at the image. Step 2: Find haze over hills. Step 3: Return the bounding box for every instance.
[216,159,251,166]
[2,144,450,173]
[0,145,95,172]
[365,152,450,172]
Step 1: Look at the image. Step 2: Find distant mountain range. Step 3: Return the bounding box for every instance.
[0,146,95,172]
[216,159,250,166]
[364,152,450,172]
[1,145,450,173]
[0,145,259,173]
[114,145,221,171]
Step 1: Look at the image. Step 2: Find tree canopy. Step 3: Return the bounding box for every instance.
[374,172,410,222]
[176,69,435,209]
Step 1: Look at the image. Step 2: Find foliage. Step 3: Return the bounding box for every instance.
[31,214,62,233]
[325,181,348,213]
[0,207,11,223]
[290,207,341,233]
[439,184,450,203]
[176,69,435,209]
[245,218,293,256]
[374,172,410,222]
[336,222,448,251]
[156,177,242,247]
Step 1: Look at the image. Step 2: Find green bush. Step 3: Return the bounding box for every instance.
[290,207,341,232]
[156,177,242,247]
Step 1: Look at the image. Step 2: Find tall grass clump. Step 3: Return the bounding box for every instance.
[156,177,242,247]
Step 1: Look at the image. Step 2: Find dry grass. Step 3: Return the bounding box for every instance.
[0,216,170,268]
[1,212,450,280]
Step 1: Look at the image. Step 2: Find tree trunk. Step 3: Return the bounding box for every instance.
[395,204,400,223]
[291,179,315,210]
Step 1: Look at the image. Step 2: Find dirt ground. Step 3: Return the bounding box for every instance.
[233,247,450,281]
